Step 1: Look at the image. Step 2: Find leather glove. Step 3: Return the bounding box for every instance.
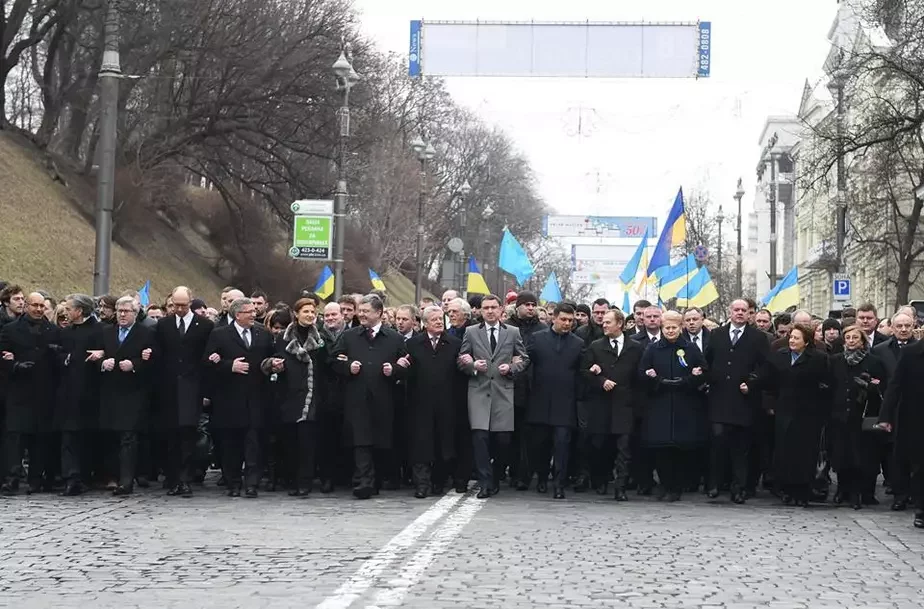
[13,361,35,372]
[660,377,684,387]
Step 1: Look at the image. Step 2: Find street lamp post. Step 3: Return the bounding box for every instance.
[764,132,780,289]
[716,204,725,296]
[331,45,360,299]
[734,178,745,297]
[410,135,436,305]
[457,180,471,295]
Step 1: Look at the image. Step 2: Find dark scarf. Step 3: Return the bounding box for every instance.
[844,344,868,366]
[283,322,321,422]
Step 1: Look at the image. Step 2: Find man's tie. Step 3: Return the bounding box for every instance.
[367,327,375,341]
[431,336,439,350]
[732,328,741,346]
[693,335,700,349]
[118,327,127,344]
[178,316,186,336]
[489,327,497,354]
[242,328,251,348]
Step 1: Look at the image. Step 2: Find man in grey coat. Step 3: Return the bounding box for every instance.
[459,294,530,499]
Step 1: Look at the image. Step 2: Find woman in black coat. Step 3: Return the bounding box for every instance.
[638,311,707,501]
[745,323,830,506]
[266,299,328,496]
[829,325,887,509]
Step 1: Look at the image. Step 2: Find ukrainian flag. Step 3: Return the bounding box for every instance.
[646,188,687,282]
[466,255,490,295]
[314,265,334,300]
[369,269,386,292]
[618,228,650,293]
[762,266,799,313]
[675,266,720,308]
[622,291,631,313]
[658,254,698,300]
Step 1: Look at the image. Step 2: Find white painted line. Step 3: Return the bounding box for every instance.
[364,497,485,608]
[315,493,463,609]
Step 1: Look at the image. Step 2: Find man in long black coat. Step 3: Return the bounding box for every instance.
[526,303,584,499]
[402,305,465,498]
[572,298,609,491]
[55,294,104,496]
[703,299,769,503]
[0,292,61,494]
[582,308,643,500]
[331,294,407,499]
[155,286,215,497]
[445,297,475,492]
[204,296,275,498]
[99,296,157,495]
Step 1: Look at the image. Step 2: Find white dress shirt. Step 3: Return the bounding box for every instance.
[485,323,501,343]
[367,322,382,340]
[233,322,252,345]
[610,334,624,356]
[729,323,746,343]
[689,331,704,350]
[177,310,194,330]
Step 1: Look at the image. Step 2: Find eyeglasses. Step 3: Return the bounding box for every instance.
[116,309,134,314]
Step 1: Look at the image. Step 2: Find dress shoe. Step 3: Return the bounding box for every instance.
[455,483,468,493]
[288,488,306,497]
[706,488,719,499]
[0,483,15,496]
[106,480,118,490]
[614,490,628,502]
[490,484,499,496]
[553,488,565,499]
[914,513,924,529]
[25,483,42,495]
[891,497,909,511]
[666,492,681,502]
[637,485,653,496]
[536,481,548,494]
[863,495,880,506]
[732,492,746,505]
[432,486,444,495]
[353,487,374,500]
[320,479,334,494]
[177,483,193,497]
[244,487,258,498]
[382,479,400,491]
[134,476,150,489]
[833,489,845,505]
[112,485,133,496]
[228,488,241,498]
[414,489,428,499]
[166,485,182,496]
[796,499,810,508]
[595,484,609,496]
[572,476,589,493]
[852,493,863,510]
[216,475,227,487]
[515,480,529,491]
[61,482,85,497]
[476,487,490,499]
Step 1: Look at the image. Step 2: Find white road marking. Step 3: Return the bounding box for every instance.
[365,497,485,608]
[315,493,463,609]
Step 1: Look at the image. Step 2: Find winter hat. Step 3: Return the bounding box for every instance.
[505,290,519,305]
[822,318,842,333]
[515,291,538,307]
[576,304,591,317]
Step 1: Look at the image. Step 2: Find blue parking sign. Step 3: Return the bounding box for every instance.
[833,273,851,301]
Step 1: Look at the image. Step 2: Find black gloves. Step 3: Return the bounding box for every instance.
[13,361,35,372]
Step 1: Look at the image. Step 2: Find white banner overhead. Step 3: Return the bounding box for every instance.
[409,20,712,79]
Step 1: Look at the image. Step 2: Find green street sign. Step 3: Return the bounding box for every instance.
[292,215,332,260]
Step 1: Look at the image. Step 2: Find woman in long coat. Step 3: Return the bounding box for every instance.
[638,310,707,502]
[829,325,887,509]
[745,323,830,506]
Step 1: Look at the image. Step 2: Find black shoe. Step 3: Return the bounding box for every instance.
[432,486,444,495]
[614,489,628,501]
[638,485,653,496]
[536,481,548,494]
[414,488,428,499]
[884,485,894,495]
[833,489,845,505]
[61,482,85,497]
[782,493,793,505]
[573,476,589,493]
[852,493,863,510]
[112,485,133,496]
[515,480,529,491]
[134,476,150,489]
[892,497,909,511]
[914,513,924,529]
[666,492,681,502]
[553,488,565,499]
[595,484,609,495]
[353,487,373,500]
[0,483,15,496]
[320,479,334,494]
[863,495,880,506]
[228,488,241,498]
[244,487,258,498]
[382,479,400,491]
[216,475,227,487]
[706,488,719,499]
[476,487,490,499]
[25,483,42,495]
[732,492,746,505]
[797,499,810,508]
[490,484,500,496]
[176,483,192,497]
[288,488,306,497]
[166,484,182,496]
[455,483,468,493]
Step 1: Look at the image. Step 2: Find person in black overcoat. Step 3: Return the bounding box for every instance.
[829,326,887,509]
[526,303,586,499]
[154,287,215,497]
[203,297,276,498]
[55,294,104,496]
[98,296,157,495]
[267,298,329,496]
[330,295,407,499]
[703,300,770,503]
[444,298,475,493]
[638,310,707,501]
[581,308,643,500]
[878,334,924,529]
[401,305,465,498]
[744,323,830,506]
[0,292,62,494]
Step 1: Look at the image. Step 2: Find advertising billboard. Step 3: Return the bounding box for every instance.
[544,216,657,239]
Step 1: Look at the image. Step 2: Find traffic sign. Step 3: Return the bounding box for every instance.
[833,273,851,302]
[291,215,333,260]
[291,199,333,215]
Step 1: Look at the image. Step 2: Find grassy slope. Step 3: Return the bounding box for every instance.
[0,133,224,304]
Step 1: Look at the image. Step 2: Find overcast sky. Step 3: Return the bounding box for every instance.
[353,0,837,225]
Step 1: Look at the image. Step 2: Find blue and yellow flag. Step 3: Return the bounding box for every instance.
[618,228,650,292]
[314,265,334,300]
[675,266,719,308]
[498,228,535,285]
[658,254,698,300]
[646,188,687,281]
[763,266,799,313]
[622,291,631,313]
[369,269,386,292]
[467,255,490,295]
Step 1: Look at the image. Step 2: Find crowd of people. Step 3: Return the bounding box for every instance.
[1,280,923,530]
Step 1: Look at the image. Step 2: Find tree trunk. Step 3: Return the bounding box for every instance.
[895,256,912,309]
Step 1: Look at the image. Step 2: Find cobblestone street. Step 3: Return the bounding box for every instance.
[3,483,924,609]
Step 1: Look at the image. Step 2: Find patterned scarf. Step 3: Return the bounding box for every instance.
[283,323,321,421]
[844,344,868,367]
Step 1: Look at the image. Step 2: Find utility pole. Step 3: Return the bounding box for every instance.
[410,135,435,304]
[734,178,745,296]
[833,77,848,274]
[766,132,779,290]
[92,0,121,297]
[331,45,359,299]
[716,204,725,296]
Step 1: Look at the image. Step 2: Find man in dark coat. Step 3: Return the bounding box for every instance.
[879,337,924,528]
[55,294,104,496]
[526,303,584,499]
[98,296,156,495]
[155,286,215,497]
[629,304,662,494]
[682,307,711,354]
[703,299,769,503]
[317,302,347,493]
[582,308,643,500]
[331,294,407,499]
[402,305,465,498]
[203,296,275,498]
[572,298,609,491]
[445,297,475,492]
[857,303,890,349]
[0,292,61,494]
